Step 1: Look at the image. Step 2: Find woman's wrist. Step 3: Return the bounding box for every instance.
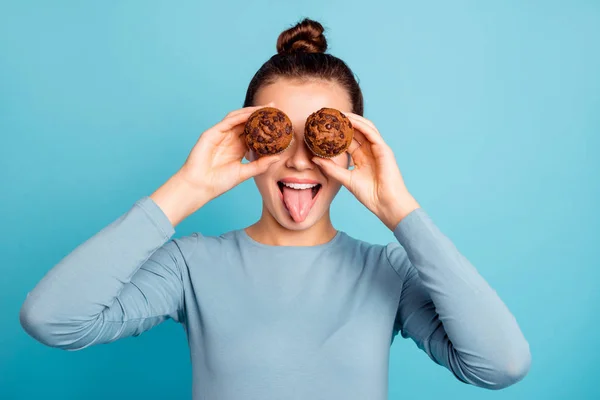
[379,192,421,231]
[150,171,211,227]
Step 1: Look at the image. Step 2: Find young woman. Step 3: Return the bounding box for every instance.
[20,19,530,400]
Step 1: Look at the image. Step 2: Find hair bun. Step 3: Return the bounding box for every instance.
[276,18,327,54]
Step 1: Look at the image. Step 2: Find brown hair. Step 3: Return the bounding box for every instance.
[243,19,364,116]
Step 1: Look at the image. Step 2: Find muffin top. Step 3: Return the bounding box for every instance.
[244,107,294,156]
[304,108,353,158]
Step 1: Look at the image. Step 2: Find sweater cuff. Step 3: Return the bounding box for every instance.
[392,207,436,248]
[134,196,176,240]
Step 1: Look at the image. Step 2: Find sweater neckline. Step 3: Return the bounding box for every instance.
[236,228,345,250]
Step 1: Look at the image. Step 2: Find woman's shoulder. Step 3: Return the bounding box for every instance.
[171,229,240,253]
[184,229,239,242]
[341,230,410,268]
[337,230,400,261]
[339,230,392,249]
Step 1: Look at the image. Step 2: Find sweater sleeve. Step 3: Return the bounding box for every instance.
[387,208,531,390]
[19,196,192,351]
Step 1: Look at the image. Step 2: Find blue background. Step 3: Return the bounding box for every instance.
[1,1,598,399]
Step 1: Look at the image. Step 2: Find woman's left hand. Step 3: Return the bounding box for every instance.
[312,113,420,231]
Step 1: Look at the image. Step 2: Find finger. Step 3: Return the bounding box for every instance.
[342,112,385,148]
[346,114,385,146]
[211,109,258,134]
[239,154,280,181]
[345,130,372,166]
[312,157,352,188]
[344,112,378,131]
[346,129,367,154]
[213,101,278,134]
[225,102,275,119]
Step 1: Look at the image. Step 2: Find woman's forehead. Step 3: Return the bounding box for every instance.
[254,79,352,125]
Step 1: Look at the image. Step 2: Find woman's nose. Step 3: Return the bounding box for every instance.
[284,133,315,171]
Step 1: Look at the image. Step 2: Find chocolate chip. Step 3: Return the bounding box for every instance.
[340,133,345,139]
[332,117,338,123]
[285,126,291,134]
[325,124,332,129]
[334,124,340,130]
[257,136,264,143]
[277,130,282,137]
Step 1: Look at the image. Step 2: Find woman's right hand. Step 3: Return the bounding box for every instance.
[150,105,280,227]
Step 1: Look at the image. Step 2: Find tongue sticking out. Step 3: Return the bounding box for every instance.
[282,187,315,223]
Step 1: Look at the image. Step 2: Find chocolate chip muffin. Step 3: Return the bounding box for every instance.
[244,107,294,156]
[304,108,353,158]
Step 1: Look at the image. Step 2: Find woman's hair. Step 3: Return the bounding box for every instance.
[243,19,364,116]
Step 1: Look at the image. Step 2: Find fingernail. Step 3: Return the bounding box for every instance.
[312,158,321,165]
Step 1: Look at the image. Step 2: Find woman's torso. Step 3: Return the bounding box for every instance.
[176,229,404,400]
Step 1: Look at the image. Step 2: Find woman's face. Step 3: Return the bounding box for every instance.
[249,78,353,231]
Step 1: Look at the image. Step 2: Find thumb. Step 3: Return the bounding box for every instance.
[312,157,352,188]
[239,155,280,181]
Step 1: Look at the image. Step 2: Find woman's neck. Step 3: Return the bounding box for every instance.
[244,207,338,247]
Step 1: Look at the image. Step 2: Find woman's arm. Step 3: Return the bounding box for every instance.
[20,107,281,351]
[388,208,531,390]
[311,112,530,388]
[19,196,191,350]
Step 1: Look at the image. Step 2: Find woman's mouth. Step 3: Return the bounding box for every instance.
[277,181,322,198]
[276,181,322,223]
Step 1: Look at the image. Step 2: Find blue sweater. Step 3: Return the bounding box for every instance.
[20,196,530,399]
